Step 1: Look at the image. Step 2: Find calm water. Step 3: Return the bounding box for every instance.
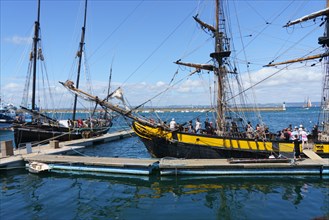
[1,107,329,220]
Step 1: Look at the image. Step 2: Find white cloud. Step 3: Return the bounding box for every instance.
[155,81,166,87]
[3,82,21,90]
[75,64,323,107]
[176,79,203,93]
[5,35,31,45]
[1,63,323,109]
[242,64,322,103]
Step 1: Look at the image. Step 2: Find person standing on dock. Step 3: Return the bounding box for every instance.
[299,127,308,149]
[293,135,302,160]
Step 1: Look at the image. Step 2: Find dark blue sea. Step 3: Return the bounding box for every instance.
[1,107,328,220]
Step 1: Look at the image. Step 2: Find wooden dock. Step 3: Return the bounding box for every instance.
[2,128,328,176]
[25,155,159,175]
[0,129,135,169]
[22,154,329,176]
[158,157,329,176]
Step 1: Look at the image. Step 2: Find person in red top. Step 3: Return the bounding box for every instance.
[77,118,83,128]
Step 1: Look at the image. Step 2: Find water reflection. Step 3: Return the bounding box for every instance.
[2,169,328,220]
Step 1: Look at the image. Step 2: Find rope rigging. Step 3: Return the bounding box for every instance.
[120,6,197,87]
[88,1,145,61]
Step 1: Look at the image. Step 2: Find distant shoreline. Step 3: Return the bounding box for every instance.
[17,106,285,114]
[133,107,285,112]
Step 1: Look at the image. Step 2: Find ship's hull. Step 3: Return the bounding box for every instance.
[132,121,329,159]
[0,113,14,124]
[13,123,110,147]
[140,136,274,159]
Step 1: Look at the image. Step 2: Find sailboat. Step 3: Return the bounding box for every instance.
[13,0,111,147]
[303,97,312,109]
[61,0,329,159]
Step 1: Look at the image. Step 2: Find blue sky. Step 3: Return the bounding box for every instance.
[0,0,326,109]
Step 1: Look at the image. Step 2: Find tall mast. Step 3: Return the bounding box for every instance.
[107,66,112,103]
[31,0,41,110]
[321,0,329,133]
[174,0,231,131]
[104,65,112,119]
[211,0,231,131]
[72,0,88,121]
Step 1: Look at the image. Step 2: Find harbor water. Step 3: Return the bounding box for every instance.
[1,107,328,220]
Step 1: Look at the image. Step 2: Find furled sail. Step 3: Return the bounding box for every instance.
[264,53,329,67]
[175,60,214,71]
[193,15,216,34]
[284,7,329,27]
[267,6,329,67]
[60,80,159,129]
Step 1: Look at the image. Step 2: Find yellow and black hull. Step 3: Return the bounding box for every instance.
[132,121,329,159]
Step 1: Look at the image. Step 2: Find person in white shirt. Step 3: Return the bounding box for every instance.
[299,128,308,149]
[169,118,177,130]
[290,126,299,140]
[195,118,202,134]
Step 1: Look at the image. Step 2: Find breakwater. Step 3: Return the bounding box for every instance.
[27,106,285,114]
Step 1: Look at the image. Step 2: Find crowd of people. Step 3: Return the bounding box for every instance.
[278,124,319,148]
[278,124,320,160]
[169,118,216,135]
[163,117,321,161]
[166,118,319,145]
[66,117,112,129]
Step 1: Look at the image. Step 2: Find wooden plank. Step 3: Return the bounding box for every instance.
[24,155,159,168]
[159,158,230,169]
[159,158,294,169]
[159,158,329,169]
[303,149,324,161]
[0,129,134,168]
[61,130,135,147]
[159,158,329,176]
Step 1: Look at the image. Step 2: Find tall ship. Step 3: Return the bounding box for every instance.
[13,0,111,147]
[61,0,328,159]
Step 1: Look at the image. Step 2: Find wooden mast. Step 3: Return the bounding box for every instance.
[31,0,41,110]
[73,0,88,121]
[104,65,113,119]
[211,0,230,131]
[215,0,224,131]
[175,0,231,132]
[321,0,329,134]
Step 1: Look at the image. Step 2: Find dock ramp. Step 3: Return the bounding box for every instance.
[303,150,324,161]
